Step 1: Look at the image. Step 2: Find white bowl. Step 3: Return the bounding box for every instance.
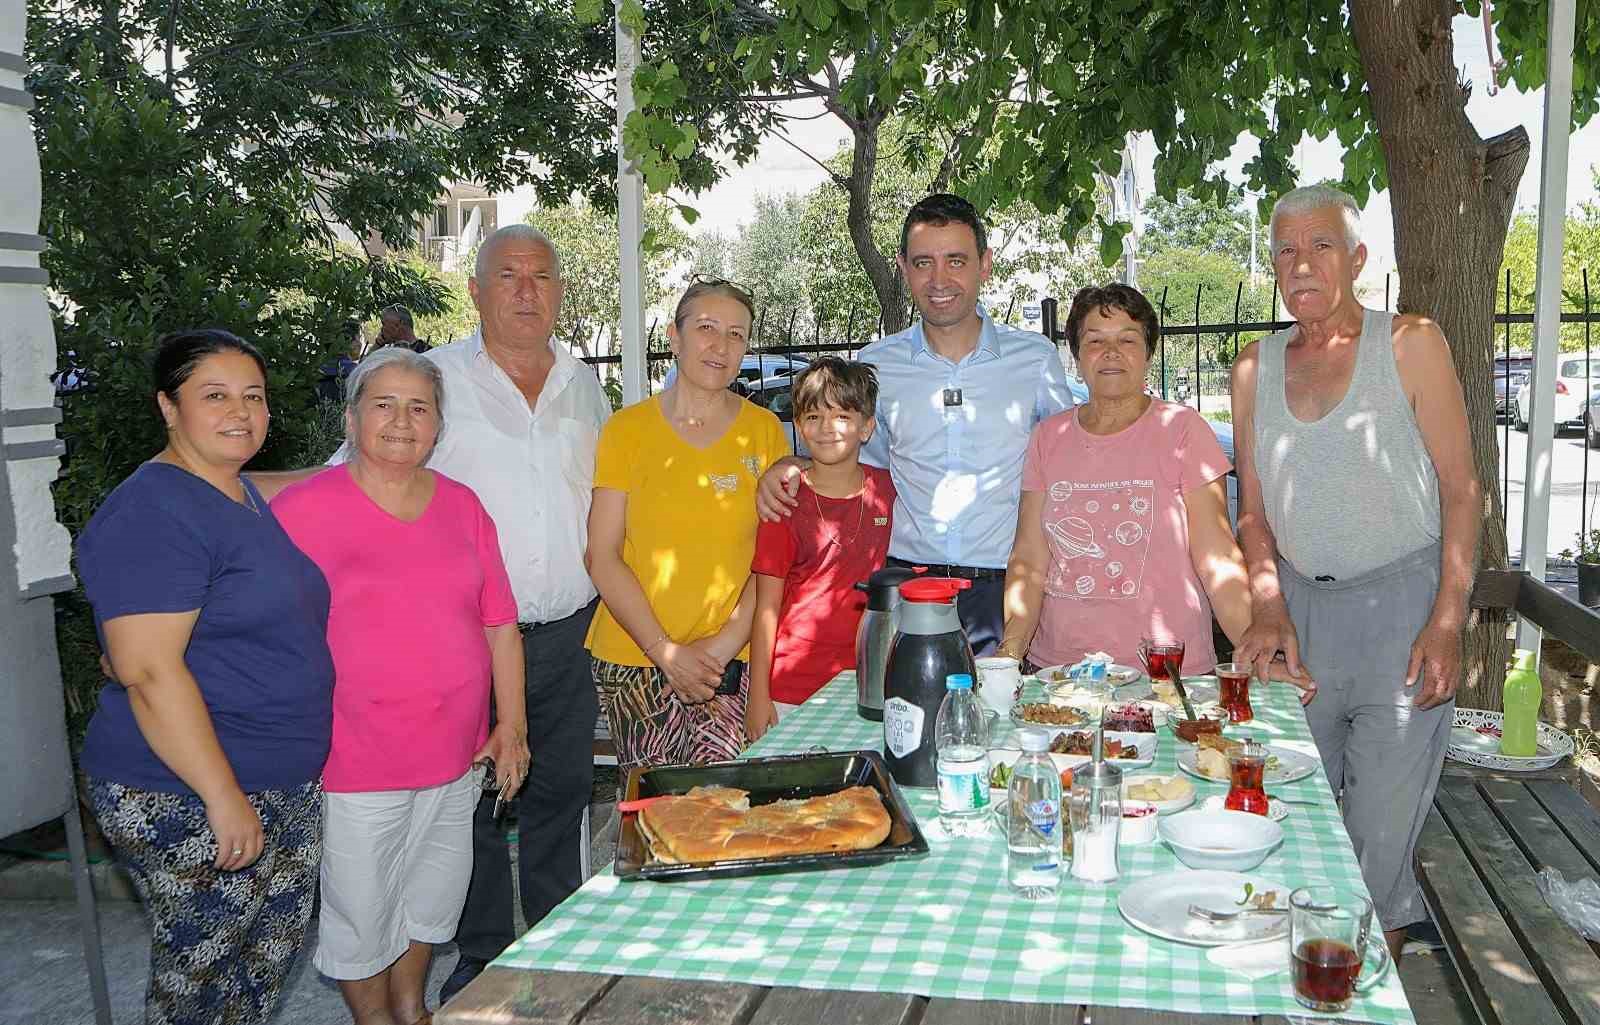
[1120,801,1160,844]
[1158,809,1283,871]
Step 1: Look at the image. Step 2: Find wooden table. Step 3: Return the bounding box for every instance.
[1415,767,1600,1025]
[438,967,1304,1024]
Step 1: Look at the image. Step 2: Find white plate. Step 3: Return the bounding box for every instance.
[1115,677,1220,708]
[1010,702,1094,729]
[1118,869,1292,947]
[1200,793,1289,822]
[1037,662,1142,686]
[1446,708,1574,772]
[1176,744,1319,786]
[990,730,1159,775]
[1121,773,1197,814]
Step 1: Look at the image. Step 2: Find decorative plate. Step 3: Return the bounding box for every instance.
[1445,708,1574,772]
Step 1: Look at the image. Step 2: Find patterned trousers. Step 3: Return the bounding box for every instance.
[88,778,322,1025]
[592,657,747,778]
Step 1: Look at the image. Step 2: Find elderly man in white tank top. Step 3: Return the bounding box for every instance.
[1230,184,1480,962]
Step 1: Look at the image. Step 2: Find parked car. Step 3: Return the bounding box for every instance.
[1494,354,1533,417]
[1584,387,1600,449]
[1512,356,1596,433]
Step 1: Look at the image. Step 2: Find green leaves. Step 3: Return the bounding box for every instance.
[1098,218,1132,268]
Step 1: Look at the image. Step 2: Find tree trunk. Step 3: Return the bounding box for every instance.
[845,111,910,335]
[1349,0,1530,709]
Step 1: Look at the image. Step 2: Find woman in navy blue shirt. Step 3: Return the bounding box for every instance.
[77,329,335,1025]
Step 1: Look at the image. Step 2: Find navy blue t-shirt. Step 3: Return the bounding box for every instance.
[77,462,335,793]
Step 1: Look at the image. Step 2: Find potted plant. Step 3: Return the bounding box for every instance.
[1557,527,1600,608]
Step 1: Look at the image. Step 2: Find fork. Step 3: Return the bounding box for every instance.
[1188,903,1290,922]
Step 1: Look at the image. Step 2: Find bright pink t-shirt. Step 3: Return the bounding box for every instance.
[272,466,518,792]
[751,466,895,705]
[1020,400,1231,675]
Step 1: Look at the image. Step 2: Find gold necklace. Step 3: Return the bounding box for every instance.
[809,471,868,550]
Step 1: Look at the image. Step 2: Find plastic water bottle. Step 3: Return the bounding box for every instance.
[1500,648,1542,757]
[1007,728,1062,898]
[935,673,990,836]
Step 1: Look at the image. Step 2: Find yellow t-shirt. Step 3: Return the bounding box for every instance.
[585,396,790,666]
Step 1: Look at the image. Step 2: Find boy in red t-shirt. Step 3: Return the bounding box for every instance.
[747,357,895,740]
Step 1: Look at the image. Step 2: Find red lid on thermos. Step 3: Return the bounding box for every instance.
[897,576,972,603]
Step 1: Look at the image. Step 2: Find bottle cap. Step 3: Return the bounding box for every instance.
[900,576,974,603]
[945,673,973,691]
[1019,728,1049,753]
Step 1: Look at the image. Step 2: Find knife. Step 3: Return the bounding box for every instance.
[1172,674,1198,721]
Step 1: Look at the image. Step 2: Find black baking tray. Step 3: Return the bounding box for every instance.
[615,749,929,882]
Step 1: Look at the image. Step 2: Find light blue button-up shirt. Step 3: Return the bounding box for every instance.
[858,307,1075,569]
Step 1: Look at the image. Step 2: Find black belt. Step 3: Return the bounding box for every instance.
[886,556,1006,582]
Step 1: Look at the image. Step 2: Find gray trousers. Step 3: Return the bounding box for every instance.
[1281,543,1452,932]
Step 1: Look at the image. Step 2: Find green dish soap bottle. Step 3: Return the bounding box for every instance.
[1500,649,1541,758]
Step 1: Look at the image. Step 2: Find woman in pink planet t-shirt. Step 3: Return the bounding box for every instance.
[271,347,526,1025]
[997,285,1312,703]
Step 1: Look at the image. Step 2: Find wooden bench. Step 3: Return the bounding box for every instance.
[437,969,1307,1024]
[1415,769,1600,1025]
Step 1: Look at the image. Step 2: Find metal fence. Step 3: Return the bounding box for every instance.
[575,273,1600,552]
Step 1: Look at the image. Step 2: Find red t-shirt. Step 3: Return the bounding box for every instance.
[752,466,896,704]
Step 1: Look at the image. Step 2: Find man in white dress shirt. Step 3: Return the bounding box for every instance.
[418,226,611,999]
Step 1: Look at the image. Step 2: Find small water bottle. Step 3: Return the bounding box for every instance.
[1007,728,1061,899]
[935,673,990,836]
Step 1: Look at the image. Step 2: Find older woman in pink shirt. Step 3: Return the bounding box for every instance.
[998,285,1312,702]
[272,347,526,1025]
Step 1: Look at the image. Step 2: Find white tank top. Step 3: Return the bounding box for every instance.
[1252,308,1440,579]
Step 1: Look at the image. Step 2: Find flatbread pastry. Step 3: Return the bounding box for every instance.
[637,785,892,864]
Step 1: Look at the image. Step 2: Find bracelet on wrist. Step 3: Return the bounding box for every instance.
[643,634,670,657]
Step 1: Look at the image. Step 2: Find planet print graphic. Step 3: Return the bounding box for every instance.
[1046,516,1106,560]
[1112,521,1145,546]
[1075,575,1096,595]
[1106,561,1124,579]
[1049,482,1073,502]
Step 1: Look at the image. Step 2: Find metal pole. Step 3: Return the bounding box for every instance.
[1516,0,1577,652]
[1504,269,1512,523]
[616,0,647,404]
[1157,287,1169,397]
[1584,269,1592,542]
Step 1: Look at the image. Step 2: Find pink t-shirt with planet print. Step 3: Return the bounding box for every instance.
[1020,399,1231,675]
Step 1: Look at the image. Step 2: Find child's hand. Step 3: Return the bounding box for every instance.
[745,694,780,741]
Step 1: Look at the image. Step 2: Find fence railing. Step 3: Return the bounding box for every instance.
[575,272,1599,557]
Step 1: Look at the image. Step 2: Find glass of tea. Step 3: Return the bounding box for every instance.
[1289,885,1391,1012]
[1215,661,1253,723]
[1224,736,1269,815]
[1137,638,1186,686]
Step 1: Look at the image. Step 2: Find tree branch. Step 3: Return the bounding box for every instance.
[769,127,850,188]
[163,0,181,89]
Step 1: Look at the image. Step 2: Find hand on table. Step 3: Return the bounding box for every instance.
[1264,660,1318,706]
[745,693,780,741]
[204,789,263,871]
[1405,619,1463,710]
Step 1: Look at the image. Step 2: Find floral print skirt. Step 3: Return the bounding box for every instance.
[88,778,322,1025]
[591,657,747,778]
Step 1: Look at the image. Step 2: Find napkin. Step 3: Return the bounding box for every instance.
[1207,936,1291,981]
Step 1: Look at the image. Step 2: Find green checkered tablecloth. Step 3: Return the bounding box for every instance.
[495,674,1416,1024]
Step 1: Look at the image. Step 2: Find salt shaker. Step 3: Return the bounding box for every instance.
[1069,728,1123,883]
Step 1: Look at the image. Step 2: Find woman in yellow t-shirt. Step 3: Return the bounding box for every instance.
[583,279,789,775]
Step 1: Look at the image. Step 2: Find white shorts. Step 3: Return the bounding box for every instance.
[314,767,479,979]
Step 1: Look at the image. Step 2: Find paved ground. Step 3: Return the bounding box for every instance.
[0,805,622,1025]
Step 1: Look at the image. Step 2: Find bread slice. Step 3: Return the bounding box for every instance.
[637,785,891,865]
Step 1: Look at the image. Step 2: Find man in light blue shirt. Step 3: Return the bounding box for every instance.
[760,194,1074,653]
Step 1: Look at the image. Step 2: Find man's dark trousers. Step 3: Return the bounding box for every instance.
[453,599,598,961]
